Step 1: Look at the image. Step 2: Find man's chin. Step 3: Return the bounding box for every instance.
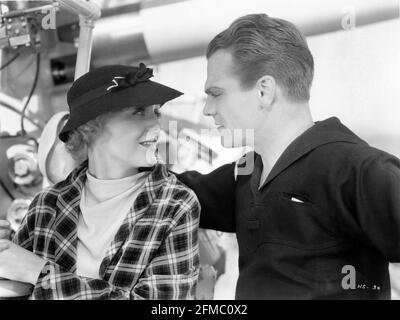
[219,136,245,149]
[218,129,248,148]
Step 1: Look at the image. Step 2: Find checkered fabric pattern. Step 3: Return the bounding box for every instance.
[13,162,200,300]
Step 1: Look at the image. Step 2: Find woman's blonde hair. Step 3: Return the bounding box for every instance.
[64,107,131,163]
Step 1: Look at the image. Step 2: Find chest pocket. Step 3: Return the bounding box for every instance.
[254,191,338,250]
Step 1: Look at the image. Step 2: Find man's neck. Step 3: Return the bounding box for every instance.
[255,109,314,188]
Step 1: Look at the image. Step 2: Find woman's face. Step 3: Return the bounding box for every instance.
[92,104,161,170]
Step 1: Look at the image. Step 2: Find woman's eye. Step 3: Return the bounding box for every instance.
[133,108,145,116]
[154,108,161,118]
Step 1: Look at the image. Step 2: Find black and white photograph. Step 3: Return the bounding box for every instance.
[0,0,399,307]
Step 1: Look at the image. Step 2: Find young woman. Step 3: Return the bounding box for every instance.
[0,64,200,300]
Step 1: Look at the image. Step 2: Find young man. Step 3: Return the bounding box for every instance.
[178,13,400,299]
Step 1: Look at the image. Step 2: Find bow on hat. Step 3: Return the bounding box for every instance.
[107,63,154,92]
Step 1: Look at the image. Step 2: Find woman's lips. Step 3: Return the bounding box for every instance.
[139,137,158,147]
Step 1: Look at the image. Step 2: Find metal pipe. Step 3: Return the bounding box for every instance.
[58,0,101,20]
[74,18,96,79]
[58,0,101,79]
[0,93,45,129]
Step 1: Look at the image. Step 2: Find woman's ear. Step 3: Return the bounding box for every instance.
[256,75,276,110]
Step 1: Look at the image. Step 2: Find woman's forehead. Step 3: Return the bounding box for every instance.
[114,104,161,116]
[129,104,161,110]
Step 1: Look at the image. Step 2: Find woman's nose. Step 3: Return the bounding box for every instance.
[147,122,161,133]
[146,110,160,124]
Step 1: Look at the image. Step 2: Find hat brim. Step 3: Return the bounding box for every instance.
[59,80,182,142]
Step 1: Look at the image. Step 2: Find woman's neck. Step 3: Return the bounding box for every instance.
[87,149,139,179]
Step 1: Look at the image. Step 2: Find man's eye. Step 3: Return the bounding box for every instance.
[210,93,221,98]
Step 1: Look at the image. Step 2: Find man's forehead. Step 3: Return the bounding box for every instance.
[205,50,236,88]
[207,50,234,73]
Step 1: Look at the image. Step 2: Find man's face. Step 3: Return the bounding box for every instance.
[204,49,259,148]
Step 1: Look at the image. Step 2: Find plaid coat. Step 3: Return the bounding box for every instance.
[13,162,200,300]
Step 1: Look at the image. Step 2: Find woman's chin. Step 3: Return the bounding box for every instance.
[141,147,159,166]
[144,157,158,167]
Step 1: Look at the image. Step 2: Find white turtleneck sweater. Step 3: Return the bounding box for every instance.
[76,170,149,279]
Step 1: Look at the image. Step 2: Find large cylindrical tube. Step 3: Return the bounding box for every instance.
[92,11,150,66]
[91,0,399,65]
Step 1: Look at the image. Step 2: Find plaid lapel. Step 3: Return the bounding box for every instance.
[99,164,168,284]
[54,163,87,273]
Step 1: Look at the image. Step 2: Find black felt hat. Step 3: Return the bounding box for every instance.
[59,63,183,142]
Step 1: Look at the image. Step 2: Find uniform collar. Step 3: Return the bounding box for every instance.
[254,117,367,190]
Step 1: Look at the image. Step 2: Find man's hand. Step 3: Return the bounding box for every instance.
[0,220,12,240]
[0,240,47,285]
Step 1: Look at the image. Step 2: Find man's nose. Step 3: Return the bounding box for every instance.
[203,100,216,117]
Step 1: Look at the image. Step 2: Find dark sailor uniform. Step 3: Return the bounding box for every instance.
[179,117,400,299]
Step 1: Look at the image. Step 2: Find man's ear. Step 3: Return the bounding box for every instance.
[256,75,276,110]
